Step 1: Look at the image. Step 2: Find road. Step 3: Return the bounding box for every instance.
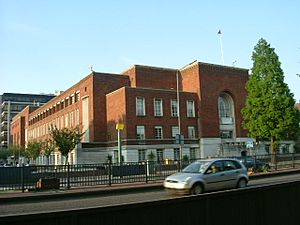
[0,173,299,217]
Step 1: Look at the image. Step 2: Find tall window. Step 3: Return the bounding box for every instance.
[75,109,80,125]
[65,114,69,127]
[154,98,163,116]
[156,149,164,162]
[188,126,196,139]
[218,95,232,118]
[190,148,196,160]
[136,97,145,116]
[171,100,178,117]
[187,100,195,117]
[138,149,146,162]
[174,148,180,161]
[218,93,234,125]
[136,125,145,139]
[70,112,74,127]
[171,126,179,138]
[154,126,163,139]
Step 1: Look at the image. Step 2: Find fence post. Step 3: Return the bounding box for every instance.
[67,163,71,189]
[145,161,148,183]
[292,153,295,168]
[108,161,112,186]
[21,164,25,192]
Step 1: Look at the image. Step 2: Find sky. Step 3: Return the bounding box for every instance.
[1,0,300,101]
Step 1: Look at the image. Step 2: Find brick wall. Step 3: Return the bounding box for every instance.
[198,63,248,137]
[106,87,198,141]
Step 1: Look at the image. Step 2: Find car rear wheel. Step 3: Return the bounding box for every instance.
[190,183,203,195]
[237,178,247,188]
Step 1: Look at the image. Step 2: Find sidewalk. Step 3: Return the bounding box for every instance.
[0,180,164,203]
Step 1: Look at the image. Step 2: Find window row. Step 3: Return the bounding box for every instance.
[137,148,197,162]
[29,91,80,126]
[28,110,80,139]
[136,97,195,117]
[136,125,196,140]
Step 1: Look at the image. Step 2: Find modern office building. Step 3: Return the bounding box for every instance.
[1,93,55,148]
[11,61,252,164]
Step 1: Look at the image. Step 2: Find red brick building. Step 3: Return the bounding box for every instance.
[11,61,249,164]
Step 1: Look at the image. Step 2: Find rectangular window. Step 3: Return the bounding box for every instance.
[138,149,146,162]
[154,126,163,139]
[136,97,145,116]
[173,148,180,161]
[188,126,196,139]
[171,126,179,138]
[71,95,75,104]
[154,98,163,116]
[187,100,195,117]
[190,147,196,160]
[65,114,69,127]
[220,130,233,139]
[136,125,145,140]
[156,149,164,162]
[75,91,80,102]
[75,109,80,125]
[70,112,74,127]
[171,99,178,117]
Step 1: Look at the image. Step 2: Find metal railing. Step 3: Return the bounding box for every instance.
[1,153,299,191]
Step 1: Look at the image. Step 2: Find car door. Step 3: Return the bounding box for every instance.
[223,160,240,188]
[203,161,227,191]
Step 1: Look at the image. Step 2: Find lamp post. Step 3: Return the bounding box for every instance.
[176,71,183,166]
[116,123,124,164]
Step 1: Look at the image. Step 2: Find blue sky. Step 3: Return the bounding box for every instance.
[1,0,299,101]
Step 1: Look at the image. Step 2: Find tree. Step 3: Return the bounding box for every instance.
[8,144,25,165]
[41,139,56,165]
[242,38,300,162]
[50,125,84,165]
[26,140,43,163]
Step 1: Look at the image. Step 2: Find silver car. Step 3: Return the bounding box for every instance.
[163,158,249,195]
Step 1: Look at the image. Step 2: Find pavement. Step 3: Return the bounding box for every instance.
[0,181,164,203]
[0,167,299,203]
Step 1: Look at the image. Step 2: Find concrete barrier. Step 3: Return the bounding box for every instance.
[1,180,299,225]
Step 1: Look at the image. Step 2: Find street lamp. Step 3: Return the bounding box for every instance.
[116,123,124,164]
[176,60,197,168]
[176,70,183,165]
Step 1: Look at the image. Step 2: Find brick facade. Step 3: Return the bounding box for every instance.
[11,61,249,164]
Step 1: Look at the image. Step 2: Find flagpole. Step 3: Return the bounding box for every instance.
[218,29,225,65]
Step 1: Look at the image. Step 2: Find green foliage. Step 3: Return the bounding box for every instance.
[26,141,43,160]
[242,38,300,153]
[41,139,56,157]
[8,144,26,159]
[0,149,10,160]
[147,151,155,161]
[50,125,84,165]
[41,139,56,165]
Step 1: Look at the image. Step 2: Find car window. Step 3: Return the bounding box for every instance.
[207,161,224,173]
[182,161,209,173]
[223,160,236,171]
[232,160,242,169]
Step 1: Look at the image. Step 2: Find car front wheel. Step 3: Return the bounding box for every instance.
[190,183,203,195]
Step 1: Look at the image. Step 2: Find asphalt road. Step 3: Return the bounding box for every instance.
[1,173,299,217]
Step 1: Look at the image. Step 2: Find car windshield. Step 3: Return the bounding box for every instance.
[182,161,210,173]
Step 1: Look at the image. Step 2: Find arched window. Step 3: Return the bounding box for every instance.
[218,93,234,125]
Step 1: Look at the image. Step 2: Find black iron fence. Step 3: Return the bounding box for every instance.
[1,153,300,191]
[0,161,182,191]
